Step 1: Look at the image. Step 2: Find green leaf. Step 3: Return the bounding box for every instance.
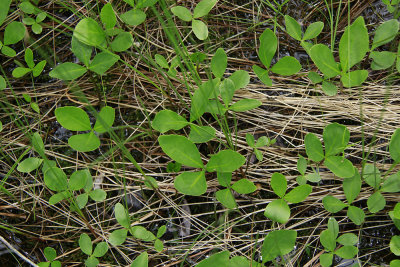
[323,123,350,157]
[32,60,46,77]
[252,65,272,86]
[17,157,43,173]
[174,171,207,196]
[79,233,92,255]
[136,0,158,8]
[304,133,324,162]
[390,129,400,162]
[229,70,250,90]
[258,29,277,69]
[68,132,100,152]
[24,48,34,69]
[381,171,400,193]
[154,238,163,252]
[0,121,3,132]
[73,18,105,47]
[320,253,333,267]
[152,110,188,133]
[155,54,169,69]
[171,6,192,22]
[255,136,269,147]
[190,79,217,121]
[54,107,89,129]
[100,3,116,29]
[232,178,257,194]
[391,260,400,267]
[31,102,40,114]
[1,46,17,57]
[131,252,148,267]
[270,172,287,197]
[264,199,290,223]
[363,163,381,189]
[229,256,249,267]
[284,15,302,41]
[335,246,358,259]
[44,167,68,192]
[193,0,217,18]
[0,0,11,26]
[367,191,386,213]
[303,21,324,40]
[284,184,312,203]
[391,236,400,256]
[131,225,156,241]
[321,81,337,96]
[297,155,307,175]
[197,251,230,267]
[20,1,36,14]
[261,230,297,262]
[93,242,108,257]
[4,22,25,45]
[71,36,92,67]
[12,67,31,78]
[32,23,42,34]
[31,132,45,155]
[216,188,237,209]
[0,75,6,90]
[320,229,336,252]
[192,19,208,40]
[76,193,89,209]
[370,51,396,70]
[93,106,115,133]
[347,206,365,225]
[188,124,216,143]
[324,156,355,178]
[322,195,346,213]
[343,170,361,204]
[158,135,203,168]
[89,189,107,201]
[229,99,261,112]
[308,71,322,84]
[211,48,227,79]
[309,44,340,78]
[271,56,301,76]
[89,52,119,75]
[305,172,321,183]
[36,12,46,23]
[49,62,87,80]
[339,17,369,72]
[337,233,358,246]
[157,225,166,238]
[220,78,235,106]
[122,9,146,26]
[110,32,133,52]
[217,172,232,187]
[144,176,159,189]
[69,169,90,191]
[205,100,227,115]
[44,247,57,261]
[206,150,245,172]
[109,229,128,246]
[341,70,368,87]
[49,191,68,205]
[371,19,399,50]
[166,162,181,173]
[114,203,130,228]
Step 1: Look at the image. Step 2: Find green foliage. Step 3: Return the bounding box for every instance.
[79,233,108,267]
[1,21,26,57]
[12,48,46,78]
[245,133,275,161]
[261,230,297,263]
[38,247,61,267]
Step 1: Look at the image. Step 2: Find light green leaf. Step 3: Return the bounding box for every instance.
[220,78,235,106]
[114,203,130,228]
[71,36,92,67]
[157,225,166,238]
[252,65,272,86]
[73,18,105,47]
[109,229,128,246]
[321,81,337,96]
[271,56,301,75]
[343,170,361,204]
[337,233,358,246]
[284,15,302,41]
[304,133,324,162]
[32,23,42,34]
[367,191,386,213]
[89,189,106,201]
[391,259,400,267]
[229,99,262,112]
[49,191,68,205]
[324,156,355,178]
[270,172,287,198]
[216,188,237,209]
[335,246,358,259]
[49,62,87,80]
[188,124,216,143]
[93,242,108,257]
[94,106,115,133]
[217,172,232,187]
[339,17,369,72]
[192,19,208,40]
[305,172,321,183]
[12,67,31,78]
[44,247,57,261]
[193,0,217,18]
[174,171,207,196]
[4,22,25,45]
[136,0,158,8]
[284,184,312,203]
[390,129,400,162]
[0,75,6,90]
[131,251,148,267]
[206,149,245,172]
[258,28,277,69]
[20,2,36,14]
[155,54,169,69]
[44,167,68,192]
[158,135,203,168]
[100,3,116,29]
[31,102,40,114]
[1,46,17,57]
[211,48,227,79]
[24,48,34,69]
[32,60,46,77]
[68,132,100,152]
[308,71,322,84]
[152,110,188,133]
[31,132,44,155]
[347,205,365,225]
[36,12,47,23]
[229,256,249,267]
[69,169,90,191]
[144,176,159,189]
[121,9,146,26]
[55,106,91,131]
[341,70,368,87]
[110,32,133,52]
[131,225,156,241]
[370,51,396,70]
[372,19,399,50]
[17,157,43,173]
[197,251,230,267]
[255,136,269,147]
[381,171,400,193]
[309,44,340,79]
[232,178,257,194]
[89,51,119,75]
[322,195,346,213]
[79,233,92,255]
[320,253,333,267]
[303,21,324,40]
[0,0,11,26]
[320,229,336,252]
[323,123,350,157]
[363,163,381,189]
[229,70,250,90]
[190,79,217,121]
[297,155,307,175]
[391,236,400,256]
[261,230,297,262]
[264,199,290,223]
[171,6,192,22]
[154,239,163,252]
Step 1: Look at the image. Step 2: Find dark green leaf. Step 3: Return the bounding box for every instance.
[252,65,272,86]
[89,52,119,75]
[110,32,133,52]
[372,19,399,50]
[0,0,11,26]
[220,78,235,106]
[190,79,217,121]
[44,167,68,192]
[71,36,92,67]
[320,229,336,251]
[217,172,232,187]
[363,163,381,189]
[79,233,92,255]
[370,51,396,70]
[44,247,57,261]
[197,251,230,267]
[347,205,365,225]
[4,22,25,45]
[343,170,361,204]
[188,124,216,143]
[335,246,358,259]
[121,9,146,26]
[229,99,261,112]
[390,129,400,162]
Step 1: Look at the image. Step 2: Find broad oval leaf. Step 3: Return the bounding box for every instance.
[347,205,365,225]
[89,51,119,75]
[49,62,87,80]
[261,230,297,262]
[131,251,148,267]
[320,253,333,267]
[216,188,237,209]
[367,191,386,213]
[391,236,400,256]
[110,32,133,52]
[69,169,90,191]
[44,247,57,261]
[109,229,128,246]
[174,171,207,196]
[217,172,232,187]
[89,189,107,201]
[192,19,208,40]
[303,21,324,40]
[68,132,101,152]
[341,70,368,87]
[220,78,235,106]
[304,133,324,162]
[335,246,358,259]
[206,149,245,172]
[372,19,399,50]
[258,28,277,69]
[337,233,358,246]
[17,157,43,173]
[297,155,307,175]
[193,0,217,18]
[309,44,340,78]
[93,242,108,257]
[271,56,301,76]
[93,106,115,133]
[0,0,11,27]
[120,9,146,26]
[321,80,338,96]
[324,156,355,178]
[12,67,31,78]
[152,110,188,133]
[190,79,217,121]
[100,3,116,29]
[363,163,381,189]
[232,178,257,194]
[284,15,302,41]
[390,128,400,162]
[188,124,216,143]
[114,203,131,228]
[320,229,336,252]
[71,36,92,67]
[284,184,312,204]
[270,172,287,198]
[381,171,400,193]
[370,51,396,70]
[252,65,272,86]
[31,132,45,155]
[73,18,106,47]
[44,167,68,192]
[323,123,350,157]
[264,199,290,224]
[343,170,361,204]
[230,256,249,267]
[131,225,156,241]
[211,48,227,79]
[229,99,261,112]
[158,135,203,168]
[4,22,25,45]
[171,6,192,22]
[79,233,92,255]
[322,195,346,213]
[229,70,250,90]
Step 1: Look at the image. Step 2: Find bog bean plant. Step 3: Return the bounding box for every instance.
[1,0,400,266]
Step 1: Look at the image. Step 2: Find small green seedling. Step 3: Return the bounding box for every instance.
[253,28,302,86]
[319,217,358,267]
[38,247,61,267]
[215,172,257,209]
[12,48,46,78]
[54,106,115,152]
[119,0,158,27]
[79,233,108,267]
[154,54,180,77]
[166,161,182,173]
[264,172,312,223]
[246,133,275,161]
[21,92,41,113]
[383,0,400,18]
[0,21,26,57]
[171,0,218,40]
[261,229,297,263]
[21,2,47,35]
